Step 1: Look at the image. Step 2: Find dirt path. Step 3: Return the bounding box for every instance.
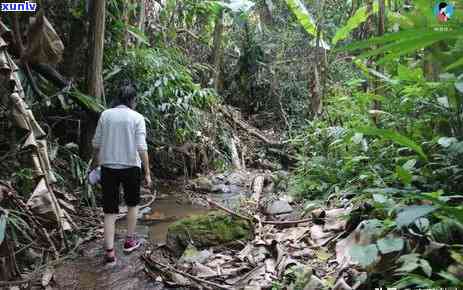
[52,234,163,290]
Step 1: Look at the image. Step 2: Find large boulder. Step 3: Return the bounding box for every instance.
[166,212,252,256]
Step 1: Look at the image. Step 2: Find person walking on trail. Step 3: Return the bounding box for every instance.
[90,83,152,267]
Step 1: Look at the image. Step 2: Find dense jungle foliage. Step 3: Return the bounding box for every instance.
[1,0,463,288]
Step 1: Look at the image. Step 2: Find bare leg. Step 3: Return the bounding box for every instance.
[104,214,117,250]
[127,206,138,237]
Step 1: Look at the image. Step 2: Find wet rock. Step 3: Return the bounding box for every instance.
[225,171,249,186]
[211,184,231,193]
[166,212,252,257]
[192,176,213,191]
[265,200,293,215]
[179,244,212,264]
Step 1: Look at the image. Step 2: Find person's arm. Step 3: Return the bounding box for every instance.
[90,148,100,170]
[138,149,152,188]
[90,113,104,170]
[136,117,152,188]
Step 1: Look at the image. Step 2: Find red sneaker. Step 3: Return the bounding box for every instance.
[123,237,142,253]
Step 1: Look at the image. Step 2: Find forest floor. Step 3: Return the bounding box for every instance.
[43,114,350,289]
[47,170,352,290]
[50,181,210,290]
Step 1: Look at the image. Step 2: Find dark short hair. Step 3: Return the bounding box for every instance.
[439,2,447,9]
[117,82,137,107]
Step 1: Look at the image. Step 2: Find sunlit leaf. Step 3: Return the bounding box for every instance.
[438,271,462,285]
[420,259,432,277]
[377,237,404,254]
[438,137,458,148]
[359,127,427,160]
[403,159,417,171]
[396,205,436,228]
[0,211,7,246]
[447,57,463,71]
[392,274,436,288]
[350,244,379,267]
[216,0,255,13]
[396,165,413,186]
[68,91,106,113]
[127,25,150,46]
[285,0,316,36]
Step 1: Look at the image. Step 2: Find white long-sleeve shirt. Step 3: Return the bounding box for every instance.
[92,105,148,168]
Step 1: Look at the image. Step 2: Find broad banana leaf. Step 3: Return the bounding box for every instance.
[341,28,463,67]
[285,0,317,36]
[332,3,379,45]
[68,91,105,113]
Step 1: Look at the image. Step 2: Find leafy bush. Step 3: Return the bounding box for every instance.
[105,48,219,145]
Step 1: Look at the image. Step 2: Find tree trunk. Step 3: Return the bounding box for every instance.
[87,0,106,103]
[137,0,146,47]
[82,0,106,159]
[211,10,224,93]
[123,0,129,51]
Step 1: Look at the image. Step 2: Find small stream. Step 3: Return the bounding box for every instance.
[118,180,242,244]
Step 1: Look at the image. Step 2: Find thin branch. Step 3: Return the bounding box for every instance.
[24,63,48,100]
[143,255,233,290]
[205,197,312,226]
[262,218,312,225]
[206,198,254,222]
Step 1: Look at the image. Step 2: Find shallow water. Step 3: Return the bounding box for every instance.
[117,196,210,243]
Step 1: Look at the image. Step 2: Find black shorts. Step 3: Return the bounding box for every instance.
[101,166,141,214]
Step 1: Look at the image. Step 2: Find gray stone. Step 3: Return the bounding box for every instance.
[193,177,213,191]
[265,200,293,215]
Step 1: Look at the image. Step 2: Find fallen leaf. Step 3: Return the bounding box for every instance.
[315,248,332,261]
